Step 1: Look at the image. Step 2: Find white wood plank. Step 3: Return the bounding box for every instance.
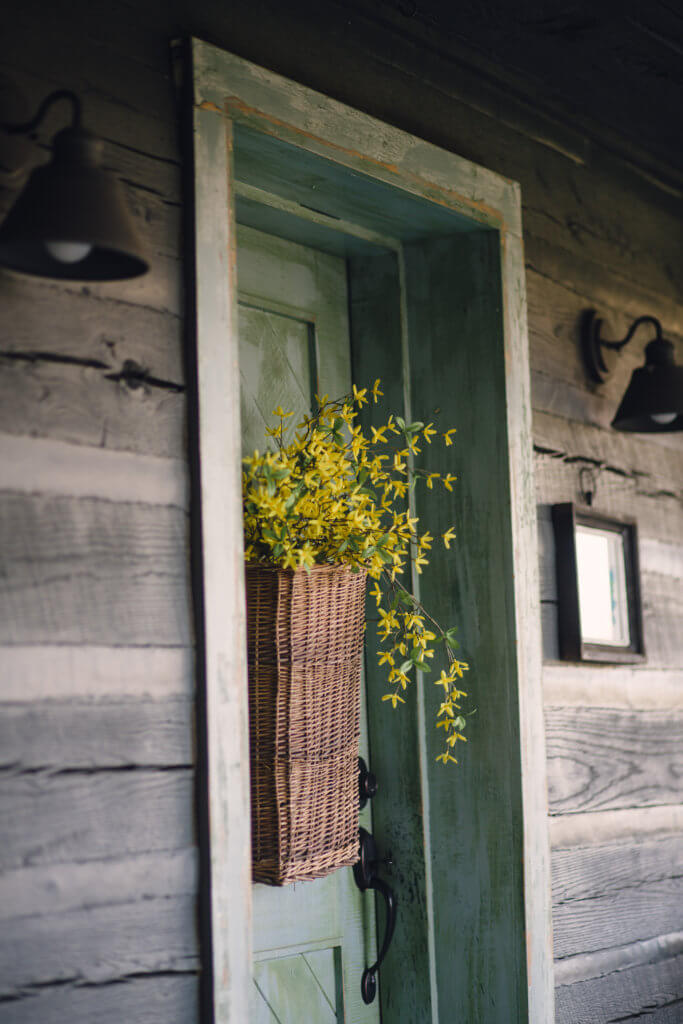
[191,95,252,1024]
[543,666,683,710]
[0,493,191,646]
[0,646,193,702]
[0,848,197,921]
[555,931,683,987]
[0,434,188,507]
[550,805,683,850]
[502,230,556,1021]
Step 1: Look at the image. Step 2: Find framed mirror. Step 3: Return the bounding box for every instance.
[551,504,645,663]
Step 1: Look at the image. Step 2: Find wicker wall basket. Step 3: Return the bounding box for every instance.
[245,563,367,885]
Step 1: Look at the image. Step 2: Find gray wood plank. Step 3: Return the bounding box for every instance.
[551,837,683,961]
[0,896,199,995]
[552,837,683,905]
[545,708,683,814]
[0,493,192,645]
[0,848,197,921]
[553,877,683,960]
[0,272,184,382]
[0,358,185,457]
[0,974,199,1024]
[533,415,683,529]
[555,953,683,1024]
[0,770,194,870]
[0,698,194,770]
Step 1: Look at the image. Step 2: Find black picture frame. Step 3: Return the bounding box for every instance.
[551,503,645,663]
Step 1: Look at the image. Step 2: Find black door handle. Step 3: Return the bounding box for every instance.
[353,826,398,1004]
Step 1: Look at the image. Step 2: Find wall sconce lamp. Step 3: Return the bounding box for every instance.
[582,310,683,432]
[0,88,148,280]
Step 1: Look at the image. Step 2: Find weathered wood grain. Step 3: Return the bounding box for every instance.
[0,273,184,382]
[552,836,683,906]
[0,493,191,645]
[0,848,197,920]
[555,953,683,1024]
[0,698,194,770]
[0,357,186,457]
[0,974,199,1024]
[534,432,683,531]
[545,707,683,814]
[0,770,194,870]
[0,645,193,702]
[553,877,683,960]
[0,895,199,995]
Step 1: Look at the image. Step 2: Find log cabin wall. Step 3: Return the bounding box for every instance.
[0,3,680,1022]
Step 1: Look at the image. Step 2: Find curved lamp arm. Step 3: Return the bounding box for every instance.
[1,89,82,136]
[582,310,664,383]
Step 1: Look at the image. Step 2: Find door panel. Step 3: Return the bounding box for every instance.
[252,949,342,1023]
[237,224,379,1023]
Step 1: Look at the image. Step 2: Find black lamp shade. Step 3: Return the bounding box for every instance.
[612,338,683,432]
[0,128,148,280]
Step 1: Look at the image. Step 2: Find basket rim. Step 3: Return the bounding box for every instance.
[245,561,367,579]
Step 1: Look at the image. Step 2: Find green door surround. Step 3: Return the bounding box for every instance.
[190,37,553,1024]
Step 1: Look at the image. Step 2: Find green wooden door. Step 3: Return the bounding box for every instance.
[237,224,380,1024]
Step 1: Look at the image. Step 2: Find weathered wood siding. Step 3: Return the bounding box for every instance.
[1,2,680,1022]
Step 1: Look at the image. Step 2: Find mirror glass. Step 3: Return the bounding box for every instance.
[575,525,630,646]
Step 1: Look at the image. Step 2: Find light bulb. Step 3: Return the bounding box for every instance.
[650,411,677,425]
[45,240,93,264]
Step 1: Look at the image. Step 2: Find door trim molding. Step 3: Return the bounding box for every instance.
[190,36,553,1023]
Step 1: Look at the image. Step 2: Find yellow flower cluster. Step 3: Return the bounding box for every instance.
[242,381,472,765]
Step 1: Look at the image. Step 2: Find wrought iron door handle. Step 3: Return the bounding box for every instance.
[353,826,398,1005]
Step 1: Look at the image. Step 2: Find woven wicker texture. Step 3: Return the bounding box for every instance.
[246,563,367,885]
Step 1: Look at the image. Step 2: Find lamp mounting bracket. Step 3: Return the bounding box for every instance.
[582,310,663,384]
